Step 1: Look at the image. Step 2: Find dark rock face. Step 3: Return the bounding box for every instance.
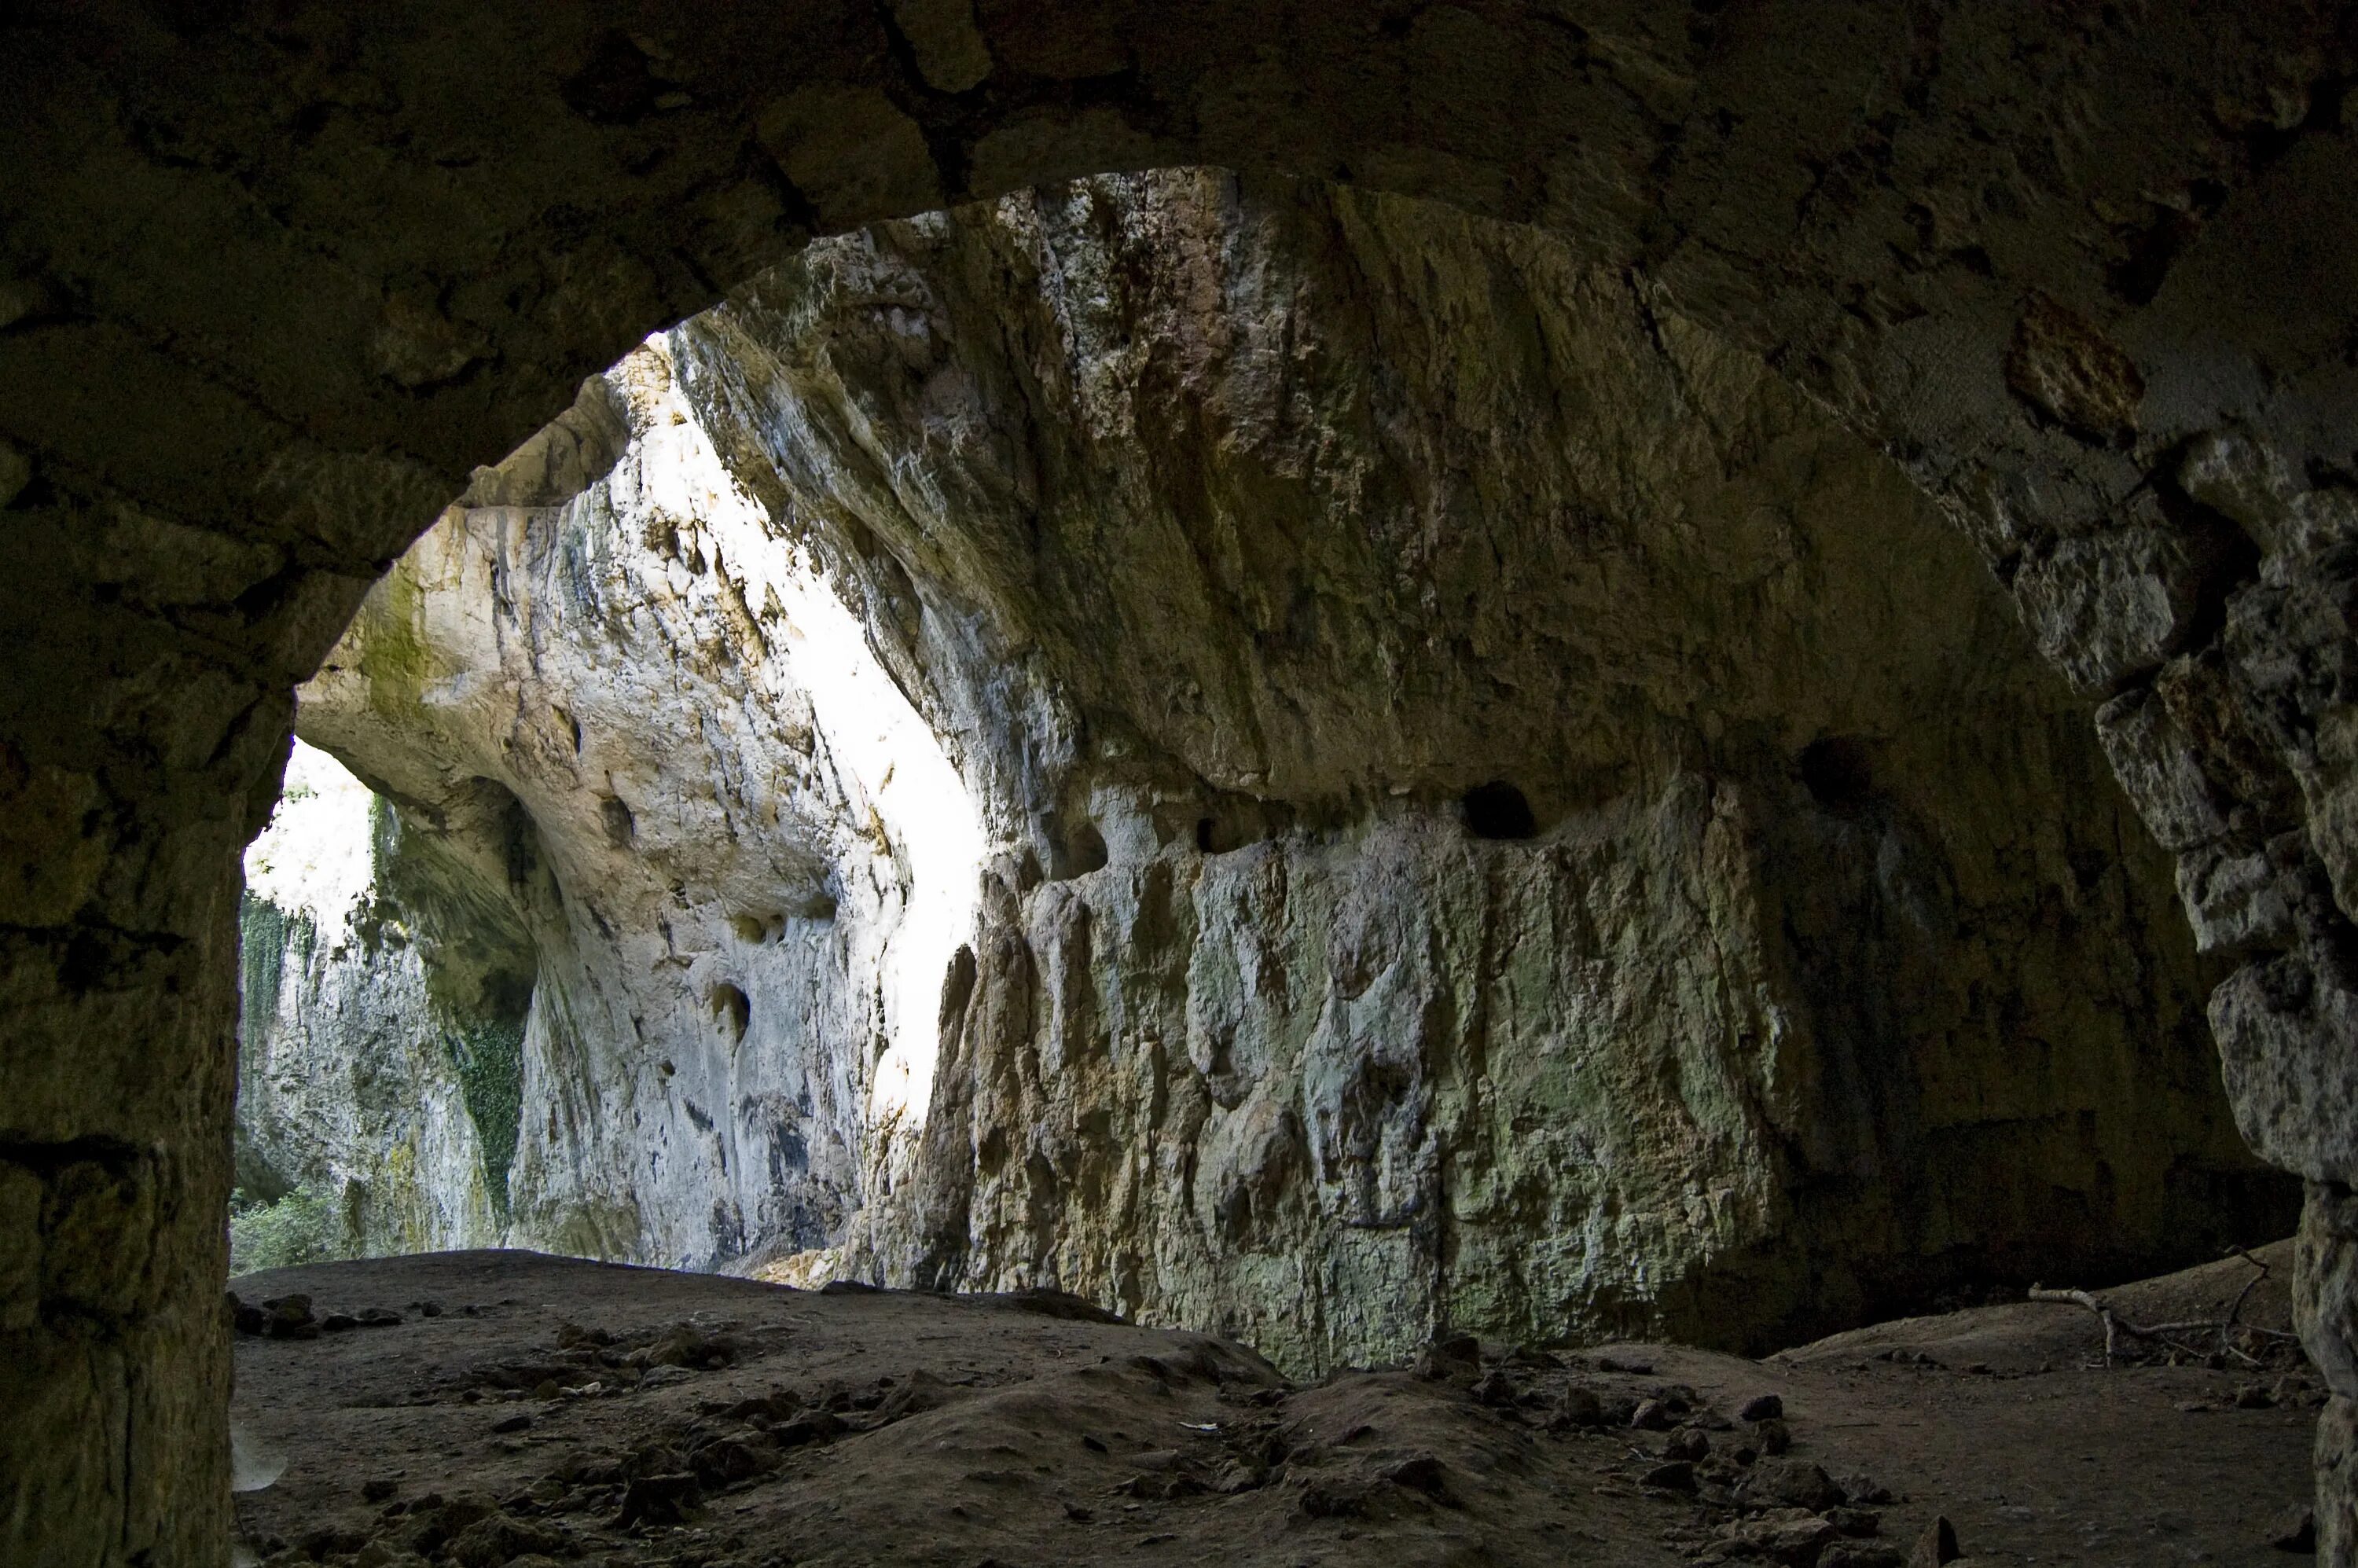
[3,5,2356,1561]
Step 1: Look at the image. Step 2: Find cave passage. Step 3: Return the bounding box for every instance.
[232,171,2294,1388]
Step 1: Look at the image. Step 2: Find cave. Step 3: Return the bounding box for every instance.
[6,7,2358,1566]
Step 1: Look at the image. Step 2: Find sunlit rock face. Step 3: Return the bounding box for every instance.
[277,172,2292,1373]
[232,740,495,1266]
[674,171,2293,1366]
[294,347,980,1276]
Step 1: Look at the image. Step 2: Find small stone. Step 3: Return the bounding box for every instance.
[1642,1460,1696,1492]
[1595,1354,1654,1375]
[1380,1453,1449,1498]
[689,1432,781,1485]
[1822,1545,1908,1568]
[266,1295,319,1341]
[321,1312,359,1332]
[1755,1416,1793,1455]
[612,1471,700,1529]
[1908,1515,1960,1567]
[1553,1386,1603,1429]
[2236,1382,2275,1409]
[1738,1457,1844,1513]
[1664,1426,1710,1463]
[361,1477,399,1503]
[1469,1368,1519,1407]
[228,1294,268,1336]
[1630,1398,1675,1430]
[441,1513,571,1567]
[355,1307,404,1327]
[1713,1511,1838,1563]
[1838,1474,1894,1506]
[1738,1393,1785,1422]
[490,1412,532,1434]
[347,1542,412,1568]
[418,1301,444,1318]
[1416,1332,1482,1380]
[1827,1507,1882,1537]
[2266,1501,2316,1552]
[773,1408,846,1448]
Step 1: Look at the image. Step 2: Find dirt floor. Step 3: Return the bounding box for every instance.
[228,1244,2321,1567]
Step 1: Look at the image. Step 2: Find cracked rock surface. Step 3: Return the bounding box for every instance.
[263,174,2291,1380]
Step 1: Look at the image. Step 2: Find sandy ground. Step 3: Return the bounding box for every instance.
[228,1244,2319,1566]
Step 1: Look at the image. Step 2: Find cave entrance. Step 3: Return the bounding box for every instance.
[233,738,534,1269]
[235,169,2293,1379]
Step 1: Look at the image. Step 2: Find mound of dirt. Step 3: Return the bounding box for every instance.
[228,1247,2318,1566]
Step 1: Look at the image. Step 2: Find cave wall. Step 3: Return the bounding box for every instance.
[232,742,498,1266]
[274,171,2286,1378]
[296,345,939,1278]
[6,4,2358,1560]
[671,171,2289,1368]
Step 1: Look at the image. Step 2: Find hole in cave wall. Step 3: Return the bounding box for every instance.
[1799,736,1876,813]
[1460,780,1537,840]
[710,981,751,1043]
[1049,816,1109,879]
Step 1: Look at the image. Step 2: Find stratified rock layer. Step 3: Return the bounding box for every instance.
[271,174,2290,1379]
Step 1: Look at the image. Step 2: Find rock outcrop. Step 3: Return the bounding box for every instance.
[233,741,495,1267]
[267,173,2291,1377]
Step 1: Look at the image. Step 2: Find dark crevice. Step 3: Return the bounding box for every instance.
[1460,781,1537,841]
[1799,736,1877,815]
[2149,457,2266,663]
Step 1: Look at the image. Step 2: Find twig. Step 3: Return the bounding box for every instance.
[2225,1246,2271,1331]
[2029,1247,2288,1369]
[2029,1286,2120,1364]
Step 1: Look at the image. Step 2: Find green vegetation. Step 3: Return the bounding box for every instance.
[446,1015,524,1216]
[228,1183,346,1274]
[236,892,308,1033]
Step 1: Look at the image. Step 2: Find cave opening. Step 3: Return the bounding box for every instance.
[230,169,2294,1383]
[9,10,2352,1561]
[1460,780,1539,840]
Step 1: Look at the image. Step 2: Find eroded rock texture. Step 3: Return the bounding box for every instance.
[678,173,2294,1366]
[268,174,2289,1382]
[233,742,496,1265]
[293,348,944,1279]
[7,5,2358,1559]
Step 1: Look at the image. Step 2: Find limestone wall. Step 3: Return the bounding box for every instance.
[272,174,2291,1379]
[9,8,2358,1560]
[232,741,495,1269]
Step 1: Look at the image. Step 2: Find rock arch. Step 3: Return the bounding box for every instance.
[5,5,2356,1560]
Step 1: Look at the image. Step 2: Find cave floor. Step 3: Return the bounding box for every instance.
[229,1247,2316,1567]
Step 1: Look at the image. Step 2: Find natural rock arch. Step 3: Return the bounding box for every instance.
[5,5,2356,1562]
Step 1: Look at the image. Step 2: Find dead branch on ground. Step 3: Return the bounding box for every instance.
[2029,1247,2288,1368]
